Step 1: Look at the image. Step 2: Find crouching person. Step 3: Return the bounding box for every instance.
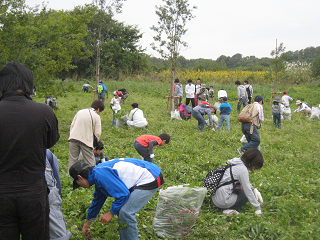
[211,149,264,216]
[69,158,164,240]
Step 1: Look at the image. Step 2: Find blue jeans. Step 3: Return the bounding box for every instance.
[217,115,230,131]
[191,110,206,131]
[119,188,159,240]
[273,112,281,128]
[230,189,248,210]
[241,122,260,151]
[112,110,120,126]
[237,97,247,112]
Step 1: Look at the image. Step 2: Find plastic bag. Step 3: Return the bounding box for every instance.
[153,186,207,238]
[310,107,320,119]
[115,114,129,128]
[282,107,292,120]
[171,110,182,120]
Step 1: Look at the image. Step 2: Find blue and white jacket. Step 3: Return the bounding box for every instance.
[86,158,164,219]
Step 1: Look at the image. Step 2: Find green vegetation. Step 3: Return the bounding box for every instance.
[37,79,320,239]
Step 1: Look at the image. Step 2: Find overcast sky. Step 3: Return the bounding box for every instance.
[25,0,320,60]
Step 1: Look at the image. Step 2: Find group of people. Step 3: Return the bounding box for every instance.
[1,61,316,239]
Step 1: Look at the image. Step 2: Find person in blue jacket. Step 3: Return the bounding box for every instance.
[96,80,107,103]
[69,158,164,240]
[217,96,232,132]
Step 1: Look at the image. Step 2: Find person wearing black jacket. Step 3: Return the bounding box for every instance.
[0,62,60,240]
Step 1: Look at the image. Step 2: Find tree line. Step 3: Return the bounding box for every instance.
[1,0,320,85]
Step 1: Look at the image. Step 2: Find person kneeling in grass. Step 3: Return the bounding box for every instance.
[70,158,164,240]
[210,148,264,216]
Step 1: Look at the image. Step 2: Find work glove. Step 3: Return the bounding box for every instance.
[253,188,263,203]
[150,154,155,159]
[255,210,262,216]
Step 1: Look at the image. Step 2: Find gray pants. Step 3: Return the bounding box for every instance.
[68,141,95,170]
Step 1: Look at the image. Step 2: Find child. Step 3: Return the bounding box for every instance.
[110,90,122,126]
[272,96,282,128]
[281,91,293,107]
[217,96,232,132]
[134,134,170,162]
[208,86,214,101]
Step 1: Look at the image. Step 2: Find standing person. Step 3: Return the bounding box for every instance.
[110,90,122,127]
[174,78,183,109]
[217,97,232,132]
[191,104,217,131]
[68,100,104,170]
[272,97,282,129]
[281,91,293,107]
[210,149,264,216]
[97,80,107,103]
[126,103,148,129]
[244,80,253,104]
[197,84,209,102]
[238,95,264,155]
[69,158,164,240]
[185,79,196,108]
[208,86,214,101]
[195,78,202,95]
[235,80,248,112]
[294,100,312,117]
[134,134,170,162]
[46,150,71,240]
[0,62,60,240]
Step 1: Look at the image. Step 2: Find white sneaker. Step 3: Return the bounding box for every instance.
[223,209,240,215]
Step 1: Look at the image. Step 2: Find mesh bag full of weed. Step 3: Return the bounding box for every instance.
[115,114,129,128]
[153,186,207,238]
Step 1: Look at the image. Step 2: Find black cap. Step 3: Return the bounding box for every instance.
[69,161,92,190]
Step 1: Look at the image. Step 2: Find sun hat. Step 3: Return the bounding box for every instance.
[274,97,280,102]
[296,100,302,105]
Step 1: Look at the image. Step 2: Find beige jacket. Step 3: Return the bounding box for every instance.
[69,108,101,148]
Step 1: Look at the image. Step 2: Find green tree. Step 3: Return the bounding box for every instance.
[270,41,286,94]
[151,0,197,111]
[310,53,320,78]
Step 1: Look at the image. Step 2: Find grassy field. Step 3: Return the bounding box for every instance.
[35,78,320,239]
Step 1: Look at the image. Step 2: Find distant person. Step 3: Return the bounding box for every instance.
[97,80,107,103]
[118,88,129,104]
[272,97,282,129]
[110,90,122,127]
[294,100,312,117]
[208,86,214,101]
[174,78,183,109]
[69,158,164,240]
[244,80,254,104]
[195,78,202,95]
[210,149,264,216]
[235,80,248,112]
[238,95,264,155]
[191,104,217,131]
[127,103,148,129]
[46,149,71,240]
[82,82,94,93]
[134,134,170,162]
[217,97,232,132]
[218,89,228,102]
[197,84,209,102]
[281,91,293,107]
[68,100,104,170]
[185,79,195,108]
[0,62,60,239]
[61,78,66,92]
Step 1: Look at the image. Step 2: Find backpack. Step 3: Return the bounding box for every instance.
[97,84,103,94]
[178,104,192,120]
[238,103,257,123]
[203,164,238,195]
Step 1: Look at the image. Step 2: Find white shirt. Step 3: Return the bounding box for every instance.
[218,89,227,99]
[281,95,293,107]
[127,108,148,128]
[185,84,195,98]
[110,97,121,111]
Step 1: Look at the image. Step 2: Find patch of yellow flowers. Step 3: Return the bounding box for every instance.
[156,70,271,84]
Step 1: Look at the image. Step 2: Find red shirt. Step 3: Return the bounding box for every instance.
[135,135,162,148]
